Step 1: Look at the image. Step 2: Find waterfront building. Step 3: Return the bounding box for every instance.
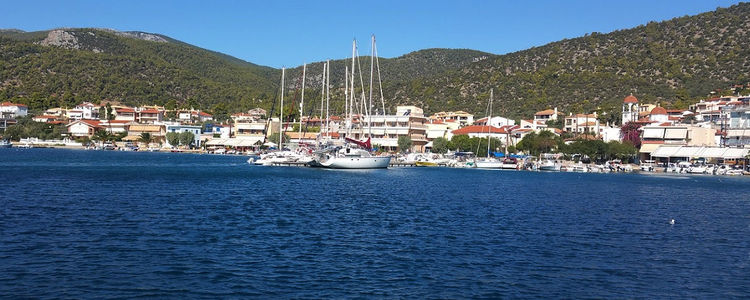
[165,124,202,147]
[639,124,717,160]
[66,119,102,138]
[126,124,165,142]
[724,106,750,147]
[135,108,163,124]
[99,120,131,134]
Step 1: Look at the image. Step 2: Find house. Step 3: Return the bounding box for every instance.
[178,110,213,123]
[136,108,163,124]
[115,107,136,122]
[75,102,99,120]
[533,107,559,124]
[724,106,750,147]
[564,113,598,133]
[286,132,318,144]
[428,110,475,127]
[0,102,28,119]
[99,120,132,134]
[33,115,60,123]
[474,116,515,127]
[67,119,102,138]
[126,124,165,142]
[165,124,202,147]
[66,110,84,120]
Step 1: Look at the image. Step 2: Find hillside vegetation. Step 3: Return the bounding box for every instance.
[1,3,750,121]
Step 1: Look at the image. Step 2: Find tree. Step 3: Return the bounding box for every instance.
[179,131,195,147]
[397,135,413,153]
[620,122,642,148]
[166,132,180,147]
[139,132,152,144]
[92,129,110,142]
[431,137,449,153]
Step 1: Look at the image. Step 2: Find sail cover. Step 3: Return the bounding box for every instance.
[345,137,372,149]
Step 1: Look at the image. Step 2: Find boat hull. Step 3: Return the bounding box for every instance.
[415,161,438,167]
[475,160,503,169]
[314,156,391,169]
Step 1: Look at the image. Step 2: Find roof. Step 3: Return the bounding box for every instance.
[67,119,101,128]
[34,115,58,119]
[0,101,27,107]
[623,95,638,103]
[116,108,135,113]
[128,125,163,132]
[139,109,160,114]
[192,111,212,117]
[534,109,556,116]
[452,125,510,135]
[650,107,667,115]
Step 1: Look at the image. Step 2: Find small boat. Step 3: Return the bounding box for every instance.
[538,159,561,171]
[501,157,518,169]
[415,160,439,167]
[0,140,12,148]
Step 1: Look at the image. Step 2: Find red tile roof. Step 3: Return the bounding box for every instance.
[623,95,638,103]
[534,109,556,116]
[117,108,135,113]
[139,109,160,114]
[452,125,510,135]
[1,101,27,107]
[650,107,667,115]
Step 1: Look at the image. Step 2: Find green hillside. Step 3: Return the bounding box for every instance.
[1,3,750,122]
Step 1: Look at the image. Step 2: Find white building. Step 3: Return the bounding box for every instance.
[165,125,202,147]
[0,102,28,119]
[75,102,100,120]
[533,108,559,124]
[67,120,102,138]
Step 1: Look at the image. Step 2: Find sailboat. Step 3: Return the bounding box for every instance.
[474,89,503,169]
[308,36,391,169]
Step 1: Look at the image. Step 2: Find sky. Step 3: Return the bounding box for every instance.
[0,0,742,68]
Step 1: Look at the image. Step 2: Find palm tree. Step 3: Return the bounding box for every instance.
[139,132,152,146]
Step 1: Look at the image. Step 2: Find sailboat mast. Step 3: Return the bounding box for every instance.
[279,67,285,149]
[350,39,356,138]
[320,62,325,123]
[299,63,306,144]
[325,59,330,138]
[368,35,374,138]
[345,66,349,137]
[487,89,493,157]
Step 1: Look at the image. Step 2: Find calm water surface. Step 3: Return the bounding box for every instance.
[1,148,749,298]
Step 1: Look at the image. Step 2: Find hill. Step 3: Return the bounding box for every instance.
[1,3,750,121]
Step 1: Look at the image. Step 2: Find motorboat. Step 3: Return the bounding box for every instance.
[501,157,518,169]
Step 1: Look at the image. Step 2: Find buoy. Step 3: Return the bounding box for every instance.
[669,219,675,225]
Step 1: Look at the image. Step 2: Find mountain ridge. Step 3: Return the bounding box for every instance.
[1,2,750,121]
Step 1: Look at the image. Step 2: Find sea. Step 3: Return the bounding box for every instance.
[1,148,749,298]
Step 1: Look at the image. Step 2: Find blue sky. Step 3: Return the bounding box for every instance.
[0,0,741,68]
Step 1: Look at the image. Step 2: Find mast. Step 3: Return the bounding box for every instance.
[325,59,330,139]
[279,67,285,149]
[368,34,374,139]
[299,63,306,144]
[345,66,349,137]
[350,39,356,138]
[320,62,326,123]
[487,89,493,157]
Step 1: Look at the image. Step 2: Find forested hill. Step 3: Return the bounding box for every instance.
[2,2,750,121]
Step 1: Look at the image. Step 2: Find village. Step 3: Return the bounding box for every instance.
[1,88,750,173]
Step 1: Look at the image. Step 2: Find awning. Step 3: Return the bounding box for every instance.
[122,135,140,141]
[642,128,665,139]
[664,128,687,139]
[639,143,663,154]
[650,146,750,159]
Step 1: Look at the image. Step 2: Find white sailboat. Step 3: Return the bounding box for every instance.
[475,89,503,169]
[308,36,391,169]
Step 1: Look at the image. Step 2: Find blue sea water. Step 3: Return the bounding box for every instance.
[1,148,749,298]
